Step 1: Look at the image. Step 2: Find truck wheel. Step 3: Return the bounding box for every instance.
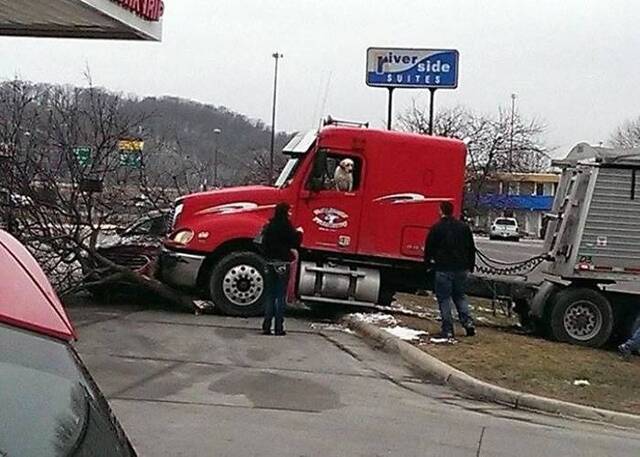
[209,252,268,317]
[549,287,613,347]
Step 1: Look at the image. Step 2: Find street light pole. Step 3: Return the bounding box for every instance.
[509,93,517,172]
[213,128,222,187]
[269,52,283,185]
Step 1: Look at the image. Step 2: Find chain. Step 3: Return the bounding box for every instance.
[475,250,549,276]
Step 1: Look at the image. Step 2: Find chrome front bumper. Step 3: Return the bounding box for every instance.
[159,247,206,288]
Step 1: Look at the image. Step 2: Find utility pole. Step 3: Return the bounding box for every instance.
[509,93,517,172]
[213,128,222,187]
[269,52,283,185]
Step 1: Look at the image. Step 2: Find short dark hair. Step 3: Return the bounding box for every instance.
[440,201,454,217]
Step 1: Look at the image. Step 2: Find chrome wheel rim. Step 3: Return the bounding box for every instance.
[222,264,264,306]
[563,300,602,341]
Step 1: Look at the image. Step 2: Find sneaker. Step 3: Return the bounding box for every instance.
[262,330,272,335]
[618,344,632,361]
[274,331,287,336]
[464,326,476,337]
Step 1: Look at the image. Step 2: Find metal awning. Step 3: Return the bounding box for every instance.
[0,0,163,41]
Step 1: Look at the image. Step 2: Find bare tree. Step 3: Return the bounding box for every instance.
[0,79,193,309]
[610,117,640,148]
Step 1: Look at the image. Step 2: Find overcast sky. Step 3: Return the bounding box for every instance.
[1,0,639,154]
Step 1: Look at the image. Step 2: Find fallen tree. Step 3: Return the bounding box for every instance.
[0,79,197,310]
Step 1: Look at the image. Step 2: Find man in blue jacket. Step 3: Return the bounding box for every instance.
[424,201,477,340]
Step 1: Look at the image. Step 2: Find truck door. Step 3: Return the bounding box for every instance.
[295,150,364,254]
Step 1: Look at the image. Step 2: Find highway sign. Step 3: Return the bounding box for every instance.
[73,146,92,166]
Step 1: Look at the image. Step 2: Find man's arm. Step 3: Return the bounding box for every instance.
[465,225,476,272]
[424,224,439,267]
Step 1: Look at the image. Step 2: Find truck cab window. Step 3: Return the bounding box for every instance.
[308,150,361,192]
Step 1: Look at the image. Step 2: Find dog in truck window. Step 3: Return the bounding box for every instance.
[334,158,354,192]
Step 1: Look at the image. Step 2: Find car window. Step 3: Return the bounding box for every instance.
[0,324,135,457]
[495,218,517,226]
[124,218,152,236]
[149,215,169,236]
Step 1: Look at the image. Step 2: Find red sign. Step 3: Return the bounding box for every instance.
[110,0,164,22]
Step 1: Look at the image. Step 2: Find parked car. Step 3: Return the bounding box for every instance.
[489,217,520,241]
[97,210,170,273]
[0,229,137,456]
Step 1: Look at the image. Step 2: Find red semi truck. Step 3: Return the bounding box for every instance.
[159,120,467,316]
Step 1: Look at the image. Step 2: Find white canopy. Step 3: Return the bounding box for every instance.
[0,0,163,41]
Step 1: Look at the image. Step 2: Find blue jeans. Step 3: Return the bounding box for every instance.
[434,270,474,336]
[622,326,640,352]
[262,267,288,333]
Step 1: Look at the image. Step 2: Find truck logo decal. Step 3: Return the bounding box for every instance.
[312,207,349,229]
[373,193,453,205]
[197,202,275,216]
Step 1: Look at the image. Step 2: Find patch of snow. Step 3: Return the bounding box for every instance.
[573,379,591,387]
[349,312,398,326]
[382,326,427,341]
[193,300,214,310]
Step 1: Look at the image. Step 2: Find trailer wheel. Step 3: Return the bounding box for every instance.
[549,287,613,347]
[209,251,268,317]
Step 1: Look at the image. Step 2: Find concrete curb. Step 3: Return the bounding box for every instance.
[344,316,640,430]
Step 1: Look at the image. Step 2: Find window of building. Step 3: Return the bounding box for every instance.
[507,182,520,196]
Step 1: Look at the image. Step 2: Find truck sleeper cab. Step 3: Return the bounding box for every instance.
[160,121,467,316]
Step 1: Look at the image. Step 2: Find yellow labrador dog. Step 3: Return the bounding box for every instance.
[334,158,354,192]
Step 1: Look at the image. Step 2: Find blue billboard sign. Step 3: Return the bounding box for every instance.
[366,47,459,89]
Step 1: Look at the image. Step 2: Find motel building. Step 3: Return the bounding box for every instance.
[0,0,164,41]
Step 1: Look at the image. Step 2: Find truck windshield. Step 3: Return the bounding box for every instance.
[275,158,301,188]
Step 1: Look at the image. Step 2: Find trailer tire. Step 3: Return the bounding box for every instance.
[549,287,613,347]
[209,251,269,317]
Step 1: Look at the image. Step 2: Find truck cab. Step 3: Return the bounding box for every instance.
[160,120,467,316]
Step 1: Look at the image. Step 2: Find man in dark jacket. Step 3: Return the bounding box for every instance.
[424,201,476,339]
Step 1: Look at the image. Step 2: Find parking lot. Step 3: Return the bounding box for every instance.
[69,303,640,457]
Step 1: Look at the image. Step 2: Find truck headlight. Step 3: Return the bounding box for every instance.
[172,229,194,245]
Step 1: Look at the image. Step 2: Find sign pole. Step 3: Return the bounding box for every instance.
[387,87,395,130]
[428,88,436,135]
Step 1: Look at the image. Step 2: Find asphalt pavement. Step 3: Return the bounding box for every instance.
[70,304,640,457]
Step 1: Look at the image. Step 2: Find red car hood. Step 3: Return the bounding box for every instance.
[0,230,76,341]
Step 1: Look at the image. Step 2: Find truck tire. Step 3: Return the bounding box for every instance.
[549,287,613,347]
[209,251,269,317]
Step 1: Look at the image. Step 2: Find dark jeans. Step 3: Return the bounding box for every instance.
[262,267,288,334]
[622,326,640,352]
[434,270,474,336]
